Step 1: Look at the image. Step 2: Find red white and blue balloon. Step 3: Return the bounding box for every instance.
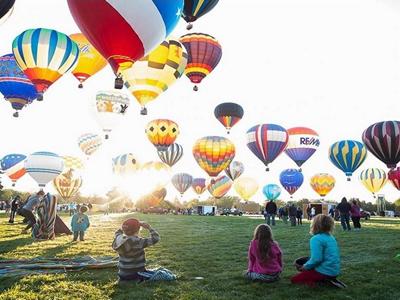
[1,154,27,186]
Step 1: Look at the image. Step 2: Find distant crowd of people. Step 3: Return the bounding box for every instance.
[263,197,363,231]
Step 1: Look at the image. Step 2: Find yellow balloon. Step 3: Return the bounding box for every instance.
[53,170,82,200]
[63,156,84,171]
[234,177,259,201]
[310,173,335,197]
[122,38,187,114]
[70,33,107,88]
[359,168,387,195]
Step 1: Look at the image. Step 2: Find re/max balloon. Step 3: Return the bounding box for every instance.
[285,127,319,169]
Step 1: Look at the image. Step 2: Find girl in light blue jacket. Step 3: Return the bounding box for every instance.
[71,206,90,241]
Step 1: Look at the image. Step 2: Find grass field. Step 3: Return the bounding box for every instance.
[0,212,399,300]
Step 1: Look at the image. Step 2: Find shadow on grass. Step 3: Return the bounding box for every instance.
[0,237,34,256]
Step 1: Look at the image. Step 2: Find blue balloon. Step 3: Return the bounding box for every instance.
[279,169,304,196]
[263,184,281,201]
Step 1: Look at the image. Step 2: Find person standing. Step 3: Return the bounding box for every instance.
[336,197,352,231]
[296,206,303,225]
[71,206,90,241]
[310,207,316,219]
[306,205,312,220]
[9,195,21,223]
[281,205,289,224]
[289,204,297,227]
[265,200,278,226]
[350,200,361,230]
[20,191,45,234]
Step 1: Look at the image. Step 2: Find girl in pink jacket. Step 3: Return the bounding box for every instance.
[245,224,283,282]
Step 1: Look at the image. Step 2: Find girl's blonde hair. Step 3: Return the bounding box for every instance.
[253,224,274,261]
[310,214,334,235]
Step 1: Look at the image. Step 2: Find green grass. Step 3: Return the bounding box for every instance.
[0,213,399,300]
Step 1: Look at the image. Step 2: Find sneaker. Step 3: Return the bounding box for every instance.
[329,278,347,289]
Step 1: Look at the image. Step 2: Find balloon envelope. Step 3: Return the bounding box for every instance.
[25,152,64,187]
[112,153,141,176]
[225,161,244,181]
[362,121,400,169]
[1,154,27,185]
[53,170,82,200]
[172,173,193,195]
[158,143,183,167]
[146,119,180,151]
[359,168,387,195]
[78,133,103,156]
[262,184,281,201]
[182,0,219,24]
[234,177,258,201]
[207,175,232,198]
[279,169,304,196]
[192,178,207,195]
[285,127,319,168]
[214,102,244,133]
[310,173,335,197]
[388,167,400,191]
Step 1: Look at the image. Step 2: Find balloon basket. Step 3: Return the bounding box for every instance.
[13,111,19,118]
[105,134,109,140]
[140,107,148,115]
[37,93,44,101]
[265,167,270,172]
[193,85,198,91]
[78,83,83,89]
[347,178,351,182]
[114,77,124,89]
[186,23,193,30]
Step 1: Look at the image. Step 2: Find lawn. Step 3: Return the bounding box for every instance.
[0,212,399,300]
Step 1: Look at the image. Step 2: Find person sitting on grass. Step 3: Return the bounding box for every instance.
[112,218,176,283]
[245,224,283,282]
[71,205,90,242]
[291,214,346,288]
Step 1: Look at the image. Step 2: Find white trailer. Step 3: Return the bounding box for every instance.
[197,205,217,216]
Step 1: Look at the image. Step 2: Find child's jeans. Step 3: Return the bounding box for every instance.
[73,231,85,241]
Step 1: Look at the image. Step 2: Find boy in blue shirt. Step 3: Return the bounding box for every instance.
[71,206,90,241]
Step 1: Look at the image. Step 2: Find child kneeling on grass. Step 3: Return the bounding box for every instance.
[291,214,346,288]
[245,224,283,282]
[112,218,176,283]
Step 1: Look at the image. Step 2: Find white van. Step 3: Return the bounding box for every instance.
[197,205,217,216]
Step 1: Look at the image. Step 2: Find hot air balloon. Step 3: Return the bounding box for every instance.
[207,175,232,199]
[262,184,281,201]
[246,124,288,171]
[225,161,244,181]
[329,140,367,181]
[123,38,188,115]
[0,0,15,25]
[310,173,335,197]
[180,33,222,91]
[193,136,235,177]
[172,173,193,196]
[25,152,64,188]
[214,102,244,134]
[62,156,84,171]
[67,0,184,88]
[388,167,400,191]
[53,169,82,201]
[146,119,180,151]
[95,90,130,139]
[192,177,207,195]
[1,154,27,186]
[112,153,141,176]
[69,33,107,88]
[362,121,400,169]
[0,54,38,117]
[158,143,183,167]
[234,177,258,202]
[145,188,167,207]
[140,161,171,190]
[279,169,304,197]
[77,133,102,157]
[182,0,219,30]
[285,127,319,169]
[359,168,387,197]
[12,28,80,100]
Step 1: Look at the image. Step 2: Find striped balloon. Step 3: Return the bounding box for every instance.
[329,140,367,181]
[225,161,244,181]
[0,54,37,117]
[0,0,15,25]
[279,169,304,196]
[246,124,289,171]
[67,0,183,75]
[285,127,319,168]
[214,102,244,134]
[193,136,235,177]
[182,0,219,29]
[388,167,400,190]
[12,28,80,100]
[32,193,57,239]
[63,156,84,171]
[112,153,141,176]
[207,175,232,199]
[95,90,130,139]
[262,184,281,201]
[310,173,335,197]
[146,119,180,152]
[53,170,82,200]
[1,154,27,186]
[362,121,400,169]
[172,173,193,195]
[25,152,64,188]
[123,38,188,115]
[78,133,103,156]
[180,33,222,91]
[192,177,207,195]
[359,168,387,196]
[158,143,183,167]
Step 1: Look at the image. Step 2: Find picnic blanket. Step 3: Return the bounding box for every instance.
[0,256,118,277]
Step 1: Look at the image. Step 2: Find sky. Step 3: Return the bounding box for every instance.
[0,0,400,203]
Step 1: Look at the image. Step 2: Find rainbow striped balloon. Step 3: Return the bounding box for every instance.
[78,133,103,156]
[192,178,207,195]
[207,175,232,199]
[193,136,235,177]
